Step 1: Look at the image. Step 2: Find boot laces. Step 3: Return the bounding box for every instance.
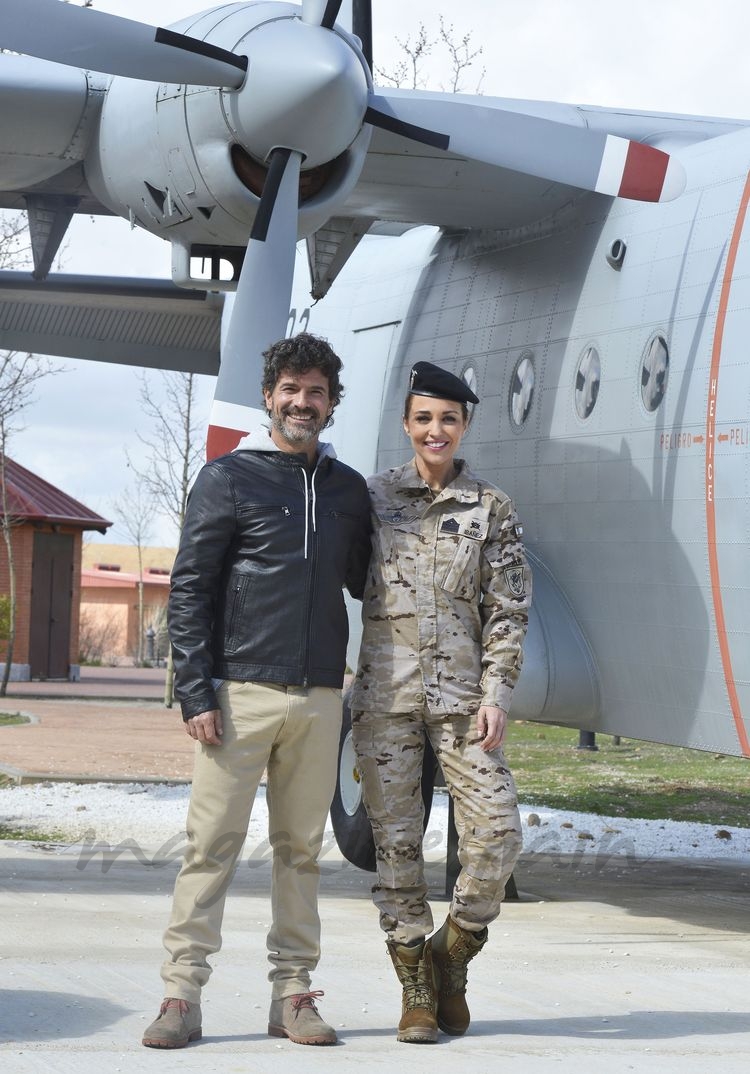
[439,959,469,996]
[159,998,190,1016]
[435,934,477,995]
[290,990,324,1017]
[401,963,435,1011]
[403,980,434,1010]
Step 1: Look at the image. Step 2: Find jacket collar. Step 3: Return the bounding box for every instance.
[233,424,337,465]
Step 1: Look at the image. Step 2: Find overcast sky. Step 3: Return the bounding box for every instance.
[10,0,750,545]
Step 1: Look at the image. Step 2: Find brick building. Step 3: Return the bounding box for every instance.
[0,457,110,681]
[80,544,175,665]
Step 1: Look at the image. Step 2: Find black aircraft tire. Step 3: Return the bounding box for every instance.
[331,696,438,873]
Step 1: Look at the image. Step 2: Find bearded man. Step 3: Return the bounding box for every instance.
[142,334,371,1049]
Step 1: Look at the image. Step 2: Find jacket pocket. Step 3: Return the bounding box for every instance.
[438,510,489,600]
[373,510,419,584]
[224,572,253,653]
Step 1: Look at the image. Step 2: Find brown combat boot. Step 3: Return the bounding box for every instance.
[386,939,438,1043]
[430,914,487,1035]
[141,998,202,1048]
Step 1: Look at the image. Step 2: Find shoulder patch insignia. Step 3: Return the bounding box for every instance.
[504,565,526,597]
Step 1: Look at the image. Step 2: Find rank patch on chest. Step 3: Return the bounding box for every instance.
[440,517,460,533]
[504,565,526,597]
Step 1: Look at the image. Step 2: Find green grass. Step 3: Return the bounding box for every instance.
[506,721,750,827]
[0,713,29,727]
[0,823,66,841]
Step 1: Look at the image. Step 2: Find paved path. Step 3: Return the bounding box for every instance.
[0,668,192,783]
[1,842,748,1074]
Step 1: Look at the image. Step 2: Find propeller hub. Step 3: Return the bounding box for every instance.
[227,18,369,171]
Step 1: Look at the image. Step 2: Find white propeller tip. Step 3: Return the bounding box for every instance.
[596,135,685,204]
[659,156,687,203]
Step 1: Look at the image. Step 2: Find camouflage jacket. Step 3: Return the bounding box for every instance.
[350,458,532,715]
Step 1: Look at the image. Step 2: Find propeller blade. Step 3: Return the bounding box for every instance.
[301,1,344,29]
[207,149,303,459]
[352,0,373,70]
[367,94,686,203]
[0,0,246,88]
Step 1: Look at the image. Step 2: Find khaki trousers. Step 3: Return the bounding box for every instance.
[161,681,342,1002]
[352,707,522,946]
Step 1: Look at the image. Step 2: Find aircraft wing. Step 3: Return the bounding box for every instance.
[0,273,221,375]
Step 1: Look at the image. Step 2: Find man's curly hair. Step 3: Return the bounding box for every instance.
[261,333,344,427]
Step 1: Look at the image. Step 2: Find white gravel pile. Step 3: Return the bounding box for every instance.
[1,780,749,864]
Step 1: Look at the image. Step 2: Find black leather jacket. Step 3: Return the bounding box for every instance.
[169,437,372,719]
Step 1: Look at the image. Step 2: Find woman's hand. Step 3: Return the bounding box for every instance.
[476,706,507,751]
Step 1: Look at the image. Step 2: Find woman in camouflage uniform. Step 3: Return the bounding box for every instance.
[349,361,532,1044]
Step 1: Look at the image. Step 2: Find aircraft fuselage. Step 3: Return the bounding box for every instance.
[296,128,750,758]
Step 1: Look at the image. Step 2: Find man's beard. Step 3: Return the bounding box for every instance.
[269,406,326,445]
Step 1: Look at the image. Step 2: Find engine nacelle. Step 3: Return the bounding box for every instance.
[84,2,372,289]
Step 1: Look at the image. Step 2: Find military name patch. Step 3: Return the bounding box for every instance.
[462,517,487,540]
[504,565,526,597]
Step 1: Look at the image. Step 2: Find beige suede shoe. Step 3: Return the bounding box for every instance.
[142,998,202,1048]
[268,990,337,1045]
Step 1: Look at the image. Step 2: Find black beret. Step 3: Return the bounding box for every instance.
[408,361,479,405]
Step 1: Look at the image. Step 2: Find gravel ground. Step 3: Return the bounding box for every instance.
[1,780,749,864]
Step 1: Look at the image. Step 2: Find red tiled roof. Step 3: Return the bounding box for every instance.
[81,568,170,589]
[1,456,111,532]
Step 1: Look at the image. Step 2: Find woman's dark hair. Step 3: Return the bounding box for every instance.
[262,333,344,426]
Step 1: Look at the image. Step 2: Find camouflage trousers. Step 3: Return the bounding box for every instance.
[352,707,522,945]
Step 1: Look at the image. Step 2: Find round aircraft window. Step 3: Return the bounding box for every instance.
[510,352,535,427]
[575,345,601,420]
[641,334,670,412]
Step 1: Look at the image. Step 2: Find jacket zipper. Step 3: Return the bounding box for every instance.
[301,463,321,686]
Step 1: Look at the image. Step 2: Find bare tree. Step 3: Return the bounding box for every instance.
[78,607,121,666]
[128,371,206,702]
[437,17,485,94]
[375,23,434,89]
[113,476,156,666]
[130,371,205,539]
[375,17,484,94]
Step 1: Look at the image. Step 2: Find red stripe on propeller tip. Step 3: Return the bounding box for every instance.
[206,424,247,461]
[618,141,670,202]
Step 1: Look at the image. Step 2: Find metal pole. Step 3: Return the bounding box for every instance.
[445,794,460,897]
[577,730,598,751]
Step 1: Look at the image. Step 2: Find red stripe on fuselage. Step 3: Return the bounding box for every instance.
[618,141,669,202]
[706,171,750,757]
[206,424,246,461]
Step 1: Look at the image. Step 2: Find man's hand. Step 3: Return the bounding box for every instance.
[185,709,223,745]
[476,706,507,751]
